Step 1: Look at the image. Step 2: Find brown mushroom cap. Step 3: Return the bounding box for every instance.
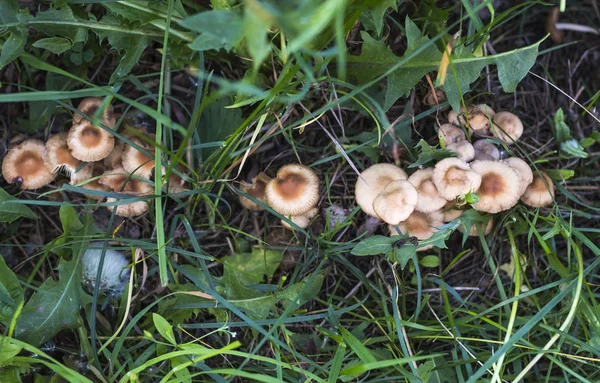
[503,157,533,196]
[99,166,153,216]
[69,162,94,185]
[373,180,418,225]
[72,97,116,128]
[44,133,81,175]
[473,139,500,161]
[265,164,319,216]
[67,121,115,162]
[442,200,464,222]
[281,207,319,230]
[447,140,475,162]
[2,139,56,189]
[104,141,124,169]
[448,105,493,131]
[491,112,523,144]
[438,124,466,146]
[72,163,110,200]
[408,168,447,213]
[460,216,494,236]
[423,88,447,106]
[521,172,554,207]
[470,160,522,213]
[122,133,158,179]
[355,163,407,218]
[239,173,271,211]
[432,158,482,201]
[389,210,443,252]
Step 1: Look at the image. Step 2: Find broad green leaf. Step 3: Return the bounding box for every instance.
[351,235,395,256]
[419,255,440,268]
[0,0,28,70]
[15,258,89,346]
[152,313,176,345]
[389,243,415,269]
[221,264,276,320]
[197,97,244,157]
[0,339,22,364]
[103,0,188,23]
[409,140,454,168]
[553,108,587,158]
[338,326,377,364]
[544,169,575,181]
[0,189,38,223]
[0,257,23,323]
[243,5,271,71]
[224,248,283,286]
[32,37,72,54]
[276,270,325,310]
[30,6,88,45]
[179,10,243,52]
[359,0,400,36]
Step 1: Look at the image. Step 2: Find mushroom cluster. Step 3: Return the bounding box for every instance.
[354,104,555,251]
[1,98,187,217]
[237,164,320,230]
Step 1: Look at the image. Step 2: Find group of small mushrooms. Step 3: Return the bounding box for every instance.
[1,98,186,217]
[355,101,555,251]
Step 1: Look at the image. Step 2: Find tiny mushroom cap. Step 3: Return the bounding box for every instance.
[68,121,115,162]
[2,139,56,189]
[423,88,447,106]
[476,104,496,118]
[122,133,157,179]
[44,133,81,175]
[521,172,554,207]
[407,168,447,213]
[503,157,533,195]
[281,207,319,230]
[491,111,524,144]
[432,158,482,201]
[473,139,500,161]
[389,210,444,252]
[99,166,153,216]
[355,163,407,218]
[438,124,466,146]
[442,200,464,222]
[446,140,475,162]
[72,97,116,128]
[239,173,272,211]
[449,105,493,131]
[265,164,320,216]
[372,180,418,225]
[470,160,522,213]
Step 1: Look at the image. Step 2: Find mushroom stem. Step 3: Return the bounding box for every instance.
[554,23,599,34]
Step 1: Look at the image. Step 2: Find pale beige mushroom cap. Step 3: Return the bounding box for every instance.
[447,140,475,162]
[373,180,418,225]
[239,173,271,211]
[72,163,110,200]
[449,105,493,131]
[521,172,554,207]
[491,111,523,144]
[44,133,81,175]
[460,216,494,236]
[432,158,482,201]
[423,88,447,106]
[99,166,153,216]
[389,210,443,252]
[473,139,500,161]
[67,121,115,162]
[265,164,319,216]
[281,207,319,230]
[122,134,157,179]
[104,141,124,169]
[72,97,116,128]
[2,139,56,189]
[442,200,464,222]
[355,163,407,218]
[408,168,447,213]
[503,157,533,196]
[470,160,522,213]
[69,162,94,185]
[438,124,466,146]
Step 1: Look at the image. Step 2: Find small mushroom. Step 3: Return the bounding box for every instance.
[473,139,500,161]
[373,180,418,225]
[470,160,522,213]
[438,124,466,146]
[67,98,117,162]
[73,163,111,200]
[388,210,443,252]
[432,158,482,201]
[122,133,158,179]
[239,173,271,211]
[407,168,447,213]
[442,200,464,222]
[354,163,407,218]
[281,207,319,230]
[448,105,493,132]
[44,133,82,175]
[2,139,56,189]
[447,140,475,162]
[460,216,494,236]
[265,164,319,216]
[72,97,116,128]
[520,172,554,207]
[99,166,153,216]
[503,157,533,196]
[104,141,124,169]
[491,112,523,144]
[423,88,447,106]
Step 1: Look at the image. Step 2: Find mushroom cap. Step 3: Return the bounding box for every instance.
[432,158,482,201]
[70,162,95,185]
[447,140,475,162]
[265,164,319,216]
[281,207,319,230]
[423,88,447,106]
[476,104,496,119]
[104,141,124,169]
[442,200,464,222]
[460,216,494,236]
[407,168,447,213]
[239,173,271,211]
[72,97,116,128]
[503,157,533,195]
[122,134,157,179]
[521,172,554,207]
[389,210,443,252]
[473,139,500,161]
[71,163,110,200]
[2,139,56,189]
[99,166,152,217]
[44,133,81,174]
[67,121,115,162]
[470,160,522,213]
[448,105,493,131]
[372,180,418,225]
[491,112,523,144]
[164,164,189,195]
[438,124,466,146]
[355,163,407,218]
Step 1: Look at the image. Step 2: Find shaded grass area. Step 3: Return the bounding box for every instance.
[1,0,600,382]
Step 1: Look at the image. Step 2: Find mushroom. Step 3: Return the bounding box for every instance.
[442,200,464,222]
[438,124,466,146]
[460,216,494,236]
[281,207,319,230]
[423,88,447,106]
[122,133,158,179]
[448,105,493,132]
[72,97,116,128]
[388,210,443,252]
[446,140,475,162]
[2,139,56,189]
[407,168,447,213]
[265,164,319,216]
[104,141,124,169]
[354,163,407,218]
[473,139,500,161]
[432,158,482,201]
[520,172,554,207]
[239,173,271,211]
[491,112,523,144]
[67,98,117,162]
[73,163,111,200]
[470,160,522,213]
[372,180,418,225]
[44,133,82,175]
[503,157,533,196]
[99,166,153,216]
